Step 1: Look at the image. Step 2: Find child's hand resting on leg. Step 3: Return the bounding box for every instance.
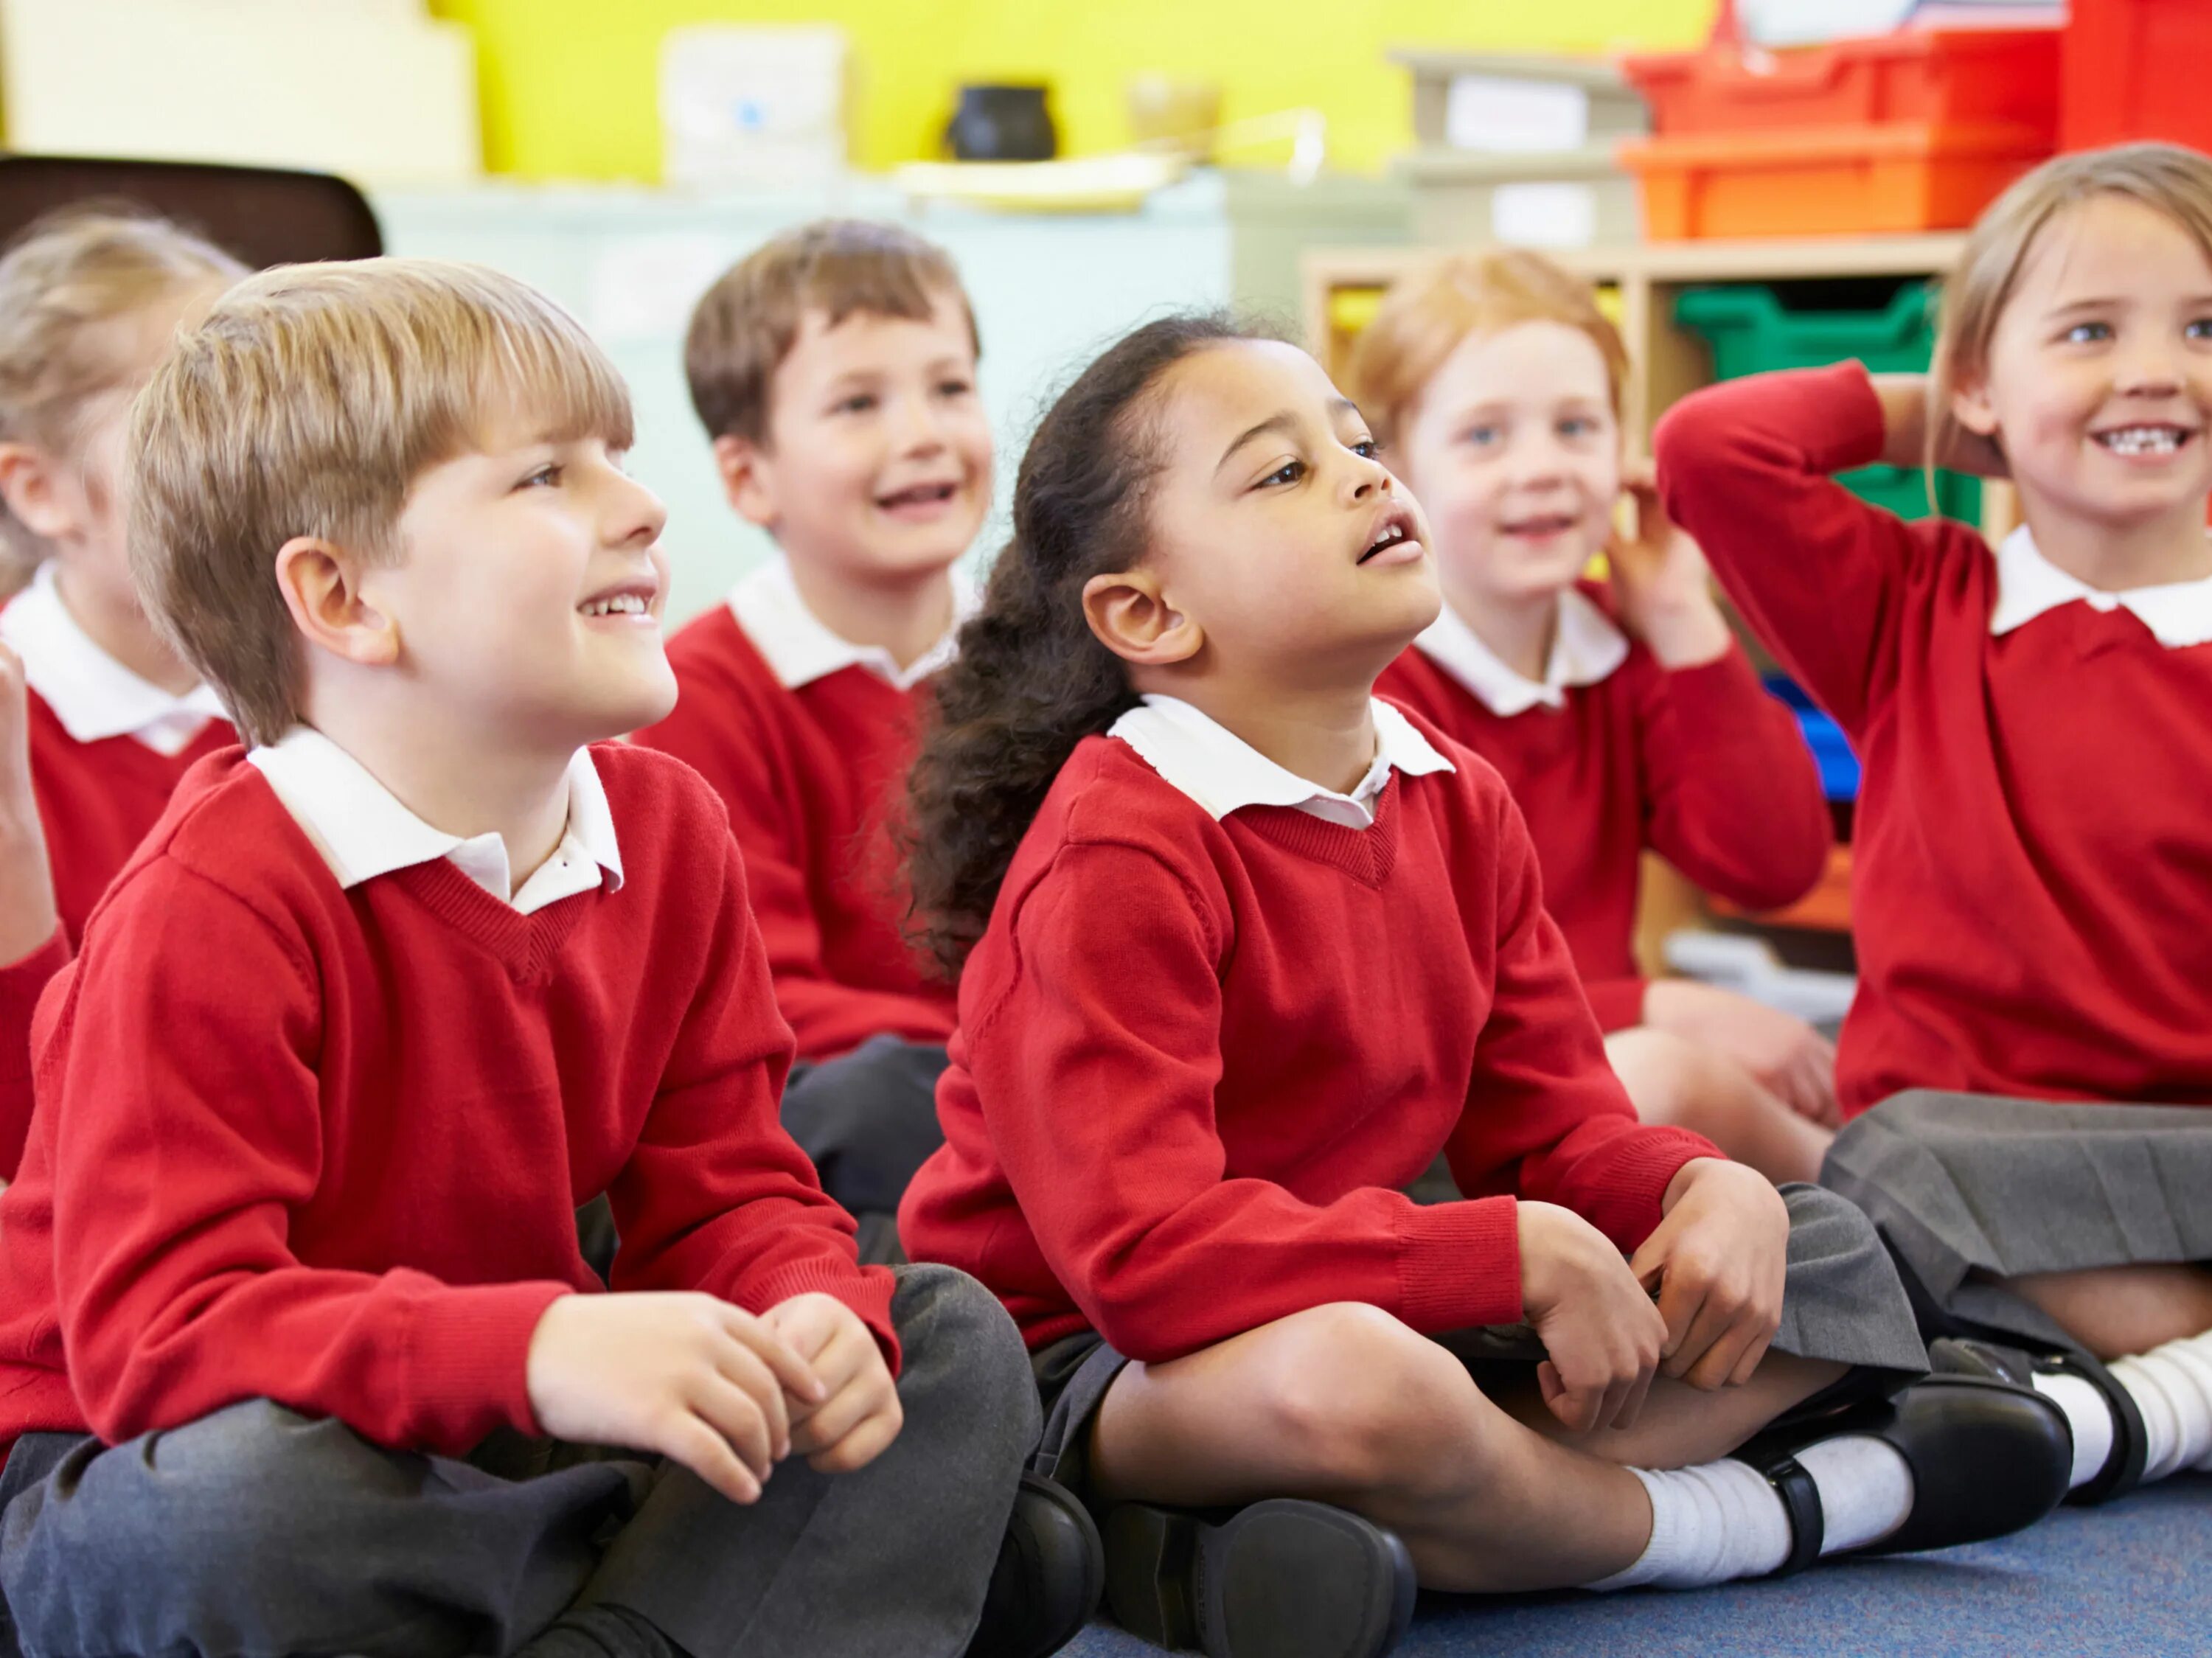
[1519,1201,1669,1435]
[1643,978,1840,1126]
[761,1291,904,1474]
[526,1292,824,1504]
[1630,1158,1790,1392]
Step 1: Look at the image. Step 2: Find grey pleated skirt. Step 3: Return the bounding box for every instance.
[1823,1090,2212,1356]
[1028,1182,1929,1503]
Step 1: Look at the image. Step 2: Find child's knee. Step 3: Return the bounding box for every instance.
[892,1264,1039,1443]
[1250,1303,1493,1494]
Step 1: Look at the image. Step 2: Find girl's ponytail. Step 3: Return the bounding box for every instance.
[905,312,1253,974]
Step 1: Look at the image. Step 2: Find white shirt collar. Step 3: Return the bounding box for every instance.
[1109,693,1455,830]
[1990,524,2212,647]
[1412,586,1630,717]
[727,556,977,692]
[246,727,622,916]
[0,562,228,754]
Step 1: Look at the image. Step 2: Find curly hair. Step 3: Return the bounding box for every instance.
[904,311,1257,975]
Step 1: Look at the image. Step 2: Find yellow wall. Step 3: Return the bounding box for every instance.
[428,0,1717,181]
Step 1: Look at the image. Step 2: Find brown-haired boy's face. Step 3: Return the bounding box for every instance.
[720,293,992,584]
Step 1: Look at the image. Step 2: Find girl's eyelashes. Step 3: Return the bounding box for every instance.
[2186,317,2212,341]
[832,392,878,415]
[2059,320,2113,345]
[1350,438,1380,459]
[1257,457,1307,487]
[936,377,975,399]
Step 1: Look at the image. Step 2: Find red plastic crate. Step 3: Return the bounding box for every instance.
[1619,122,2052,240]
[2063,0,2212,152]
[1624,29,2062,144]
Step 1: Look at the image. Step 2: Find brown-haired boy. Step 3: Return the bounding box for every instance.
[0,258,1097,1658]
[636,220,991,1248]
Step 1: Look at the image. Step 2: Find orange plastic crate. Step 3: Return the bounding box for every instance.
[1624,29,2061,144]
[2062,0,2212,152]
[1618,122,2052,240]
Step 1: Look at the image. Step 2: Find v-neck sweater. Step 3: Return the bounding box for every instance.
[1658,362,2212,1117]
[636,604,956,1062]
[0,744,893,1457]
[898,716,1718,1361]
[1378,631,1832,1031]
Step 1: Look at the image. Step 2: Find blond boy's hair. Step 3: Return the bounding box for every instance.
[130,257,634,748]
[684,218,978,445]
[0,208,245,573]
[1348,250,1630,452]
[1933,142,2212,470]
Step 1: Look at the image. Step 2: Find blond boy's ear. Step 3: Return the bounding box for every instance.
[0,443,83,543]
[1082,569,1203,671]
[1949,374,2000,439]
[712,433,779,531]
[273,536,398,669]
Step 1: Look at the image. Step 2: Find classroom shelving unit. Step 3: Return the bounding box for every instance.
[1301,231,2020,950]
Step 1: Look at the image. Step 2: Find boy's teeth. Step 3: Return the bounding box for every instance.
[581,593,647,617]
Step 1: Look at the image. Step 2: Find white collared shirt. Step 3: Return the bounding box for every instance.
[727,557,977,692]
[1411,587,1631,717]
[0,562,228,754]
[1109,693,1456,830]
[1989,524,2212,647]
[247,727,622,915]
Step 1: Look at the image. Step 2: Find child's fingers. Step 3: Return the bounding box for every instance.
[709,1341,793,1460]
[689,1372,777,1480]
[661,1411,763,1506]
[806,1402,903,1474]
[795,1368,898,1455]
[723,1307,828,1404]
[1727,1327,1776,1390]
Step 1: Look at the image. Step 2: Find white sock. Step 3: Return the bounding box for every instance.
[2031,1371,2115,1491]
[1587,1461,1790,1590]
[2110,1329,2212,1483]
[1795,1435,1914,1552]
[1585,1436,1911,1591]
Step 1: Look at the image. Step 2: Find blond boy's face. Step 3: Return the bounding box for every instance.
[369,412,676,748]
[1392,320,1621,611]
[728,293,992,585]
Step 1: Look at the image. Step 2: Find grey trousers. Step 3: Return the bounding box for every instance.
[782,1037,950,1227]
[0,1264,1038,1658]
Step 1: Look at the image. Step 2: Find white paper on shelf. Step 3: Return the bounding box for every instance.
[1445,76,1590,153]
[1491,181,1599,249]
[585,234,748,346]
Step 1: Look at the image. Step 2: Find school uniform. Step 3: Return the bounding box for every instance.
[636,559,970,1229]
[1377,586,1831,1031]
[0,734,1037,1658]
[0,563,232,1176]
[1655,361,2212,1354]
[897,694,1926,1502]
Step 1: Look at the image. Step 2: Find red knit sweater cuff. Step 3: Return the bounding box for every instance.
[1397,1195,1524,1331]
[745,1258,904,1376]
[1582,975,1649,1034]
[408,1279,574,1446]
[1800,361,1891,476]
[1577,1128,1725,1253]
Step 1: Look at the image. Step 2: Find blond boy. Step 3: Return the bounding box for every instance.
[0,260,1093,1658]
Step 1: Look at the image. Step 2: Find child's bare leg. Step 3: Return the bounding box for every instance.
[1606,1028,1832,1187]
[1998,1264,2212,1361]
[1087,1302,1653,1592]
[1498,1351,1849,1469]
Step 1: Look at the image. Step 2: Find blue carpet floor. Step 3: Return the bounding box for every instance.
[1063,1475,2212,1657]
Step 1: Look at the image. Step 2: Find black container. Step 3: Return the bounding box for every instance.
[944,84,1058,161]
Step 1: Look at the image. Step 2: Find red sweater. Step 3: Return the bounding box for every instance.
[0,694,234,1176]
[1657,361,2212,1117]
[1378,623,1830,1031]
[897,716,1719,1361]
[636,603,956,1062]
[0,744,894,1459]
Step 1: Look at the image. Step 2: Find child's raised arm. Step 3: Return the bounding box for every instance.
[1653,363,1983,737]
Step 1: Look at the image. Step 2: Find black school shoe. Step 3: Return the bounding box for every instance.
[966,1472,1105,1658]
[1928,1334,2148,1505]
[1102,1498,1416,1658]
[1732,1373,2071,1574]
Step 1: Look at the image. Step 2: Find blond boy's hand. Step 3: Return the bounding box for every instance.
[760,1291,903,1474]
[1608,473,1733,669]
[525,1291,824,1505]
[1519,1200,1669,1435]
